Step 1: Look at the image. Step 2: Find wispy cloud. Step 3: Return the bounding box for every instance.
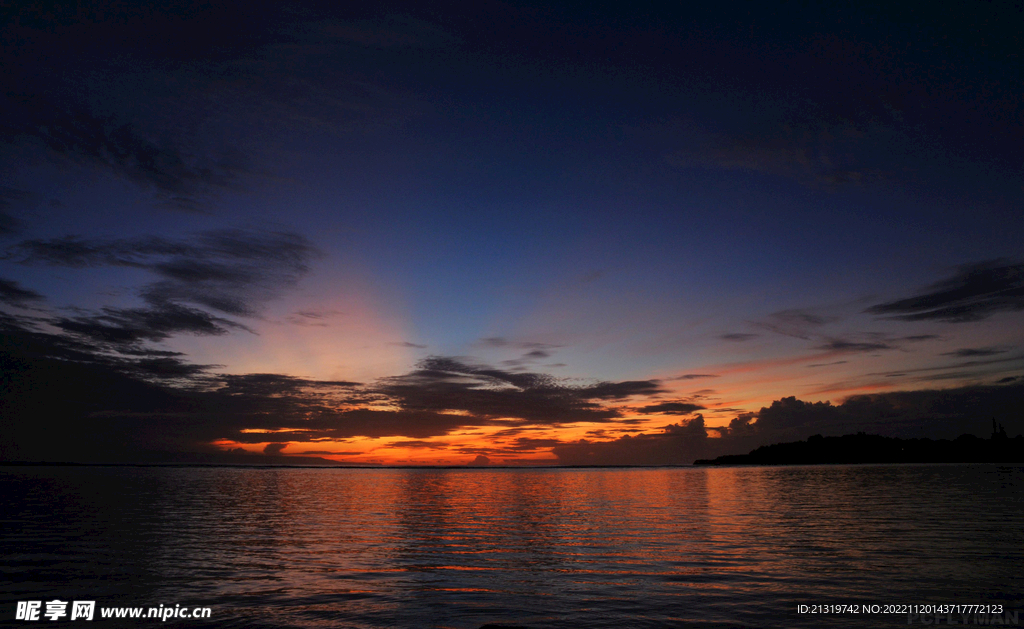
[669,373,718,380]
[807,360,848,368]
[8,229,317,349]
[867,260,1024,323]
[388,341,428,348]
[815,338,895,353]
[286,310,343,327]
[0,278,44,307]
[55,303,249,345]
[635,401,704,415]
[5,103,249,212]
[941,347,1009,358]
[12,230,316,314]
[719,332,758,342]
[754,308,840,340]
[476,336,560,351]
[378,356,663,424]
[501,349,553,368]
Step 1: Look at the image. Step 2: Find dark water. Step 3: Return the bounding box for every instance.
[2,465,1022,628]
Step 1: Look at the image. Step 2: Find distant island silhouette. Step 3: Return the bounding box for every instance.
[694,420,1023,466]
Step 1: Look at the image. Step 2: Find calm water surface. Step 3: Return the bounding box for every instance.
[2,465,1022,628]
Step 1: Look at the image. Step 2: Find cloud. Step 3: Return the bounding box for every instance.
[488,427,532,438]
[870,353,1024,382]
[144,231,316,317]
[1,4,429,215]
[1,314,679,462]
[669,373,718,380]
[56,303,249,345]
[6,290,1020,464]
[502,437,563,451]
[553,416,712,465]
[636,401,705,415]
[754,308,840,339]
[0,278,44,307]
[378,357,663,424]
[0,320,476,461]
[719,332,758,341]
[388,341,427,348]
[133,357,215,379]
[5,301,1023,464]
[197,408,484,442]
[867,260,1024,323]
[286,310,343,327]
[263,442,288,455]
[5,103,247,212]
[501,348,553,367]
[723,413,757,437]
[8,229,317,350]
[476,337,559,351]
[385,440,444,449]
[552,381,1024,465]
[815,338,895,353]
[942,347,1008,358]
[750,384,1024,442]
[12,230,316,314]
[807,360,848,368]
[575,380,663,400]
[297,450,364,456]
[752,397,843,438]
[213,372,360,397]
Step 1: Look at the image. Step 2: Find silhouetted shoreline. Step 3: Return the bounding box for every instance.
[694,431,1024,466]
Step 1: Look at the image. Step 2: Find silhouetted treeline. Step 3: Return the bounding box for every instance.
[693,432,1024,466]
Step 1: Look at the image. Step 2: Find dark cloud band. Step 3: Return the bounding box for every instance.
[867,260,1024,323]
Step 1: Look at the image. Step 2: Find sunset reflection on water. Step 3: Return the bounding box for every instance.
[2,465,1022,628]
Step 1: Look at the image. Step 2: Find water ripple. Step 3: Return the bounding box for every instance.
[2,465,1022,628]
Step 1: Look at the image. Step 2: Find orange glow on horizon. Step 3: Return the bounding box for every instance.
[205,331,1004,464]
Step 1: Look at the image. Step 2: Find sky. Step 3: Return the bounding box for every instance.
[1,1,1023,465]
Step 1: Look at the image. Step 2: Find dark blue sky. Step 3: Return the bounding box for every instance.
[2,1,1022,464]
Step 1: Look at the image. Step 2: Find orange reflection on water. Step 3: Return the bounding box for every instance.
[10,465,1020,628]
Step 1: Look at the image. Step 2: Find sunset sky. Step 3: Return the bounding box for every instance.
[2,1,1022,465]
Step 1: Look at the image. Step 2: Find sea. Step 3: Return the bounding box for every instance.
[2,464,1022,628]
